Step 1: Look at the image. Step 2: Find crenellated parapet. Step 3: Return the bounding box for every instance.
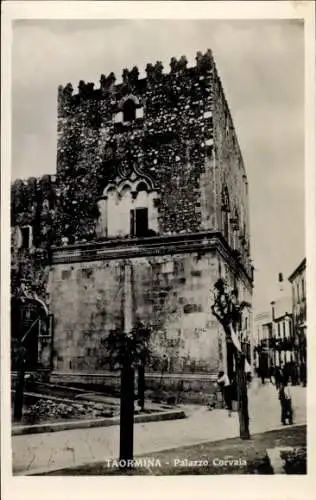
[11,175,57,224]
[170,55,188,73]
[145,61,164,83]
[122,65,139,89]
[100,72,116,93]
[10,174,59,300]
[195,49,213,73]
[57,50,215,116]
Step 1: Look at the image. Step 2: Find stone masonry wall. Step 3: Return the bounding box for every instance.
[210,64,251,268]
[48,249,223,375]
[11,175,57,301]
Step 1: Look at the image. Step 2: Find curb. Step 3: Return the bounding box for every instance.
[11,391,118,408]
[12,409,186,436]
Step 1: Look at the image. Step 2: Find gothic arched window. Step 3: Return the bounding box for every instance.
[230,208,240,250]
[231,207,239,230]
[221,185,230,212]
[221,185,230,243]
[98,180,159,239]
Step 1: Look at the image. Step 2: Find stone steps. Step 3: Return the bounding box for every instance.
[266,445,307,474]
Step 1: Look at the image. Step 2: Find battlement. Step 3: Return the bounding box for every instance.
[57,49,215,109]
[11,174,57,190]
[11,174,57,229]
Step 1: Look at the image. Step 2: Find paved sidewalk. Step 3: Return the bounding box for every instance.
[51,425,306,475]
[12,382,306,475]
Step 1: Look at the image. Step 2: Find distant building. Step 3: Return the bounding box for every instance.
[271,295,294,367]
[288,258,306,372]
[253,311,273,371]
[254,273,295,374]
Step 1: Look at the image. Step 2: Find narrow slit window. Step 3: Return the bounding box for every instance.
[21,226,32,249]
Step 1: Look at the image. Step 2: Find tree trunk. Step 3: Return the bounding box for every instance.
[137,364,145,411]
[13,358,26,422]
[119,361,135,466]
[226,340,235,385]
[235,353,250,440]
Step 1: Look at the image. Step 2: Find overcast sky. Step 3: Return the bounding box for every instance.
[11,19,305,313]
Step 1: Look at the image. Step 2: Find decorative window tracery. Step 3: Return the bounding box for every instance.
[96,179,159,239]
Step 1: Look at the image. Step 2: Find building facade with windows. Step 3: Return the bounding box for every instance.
[253,298,294,377]
[288,258,306,374]
[253,311,273,372]
[253,271,296,377]
[11,50,253,392]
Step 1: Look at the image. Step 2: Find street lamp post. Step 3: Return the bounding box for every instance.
[211,279,250,440]
[270,301,277,368]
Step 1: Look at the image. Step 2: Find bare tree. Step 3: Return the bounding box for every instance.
[211,278,251,440]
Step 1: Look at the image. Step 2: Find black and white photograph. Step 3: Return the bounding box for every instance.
[2,1,315,494]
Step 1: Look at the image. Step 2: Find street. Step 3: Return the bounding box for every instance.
[12,380,306,475]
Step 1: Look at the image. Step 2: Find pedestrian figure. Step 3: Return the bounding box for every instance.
[217,371,233,417]
[274,365,282,389]
[291,362,298,386]
[260,366,265,385]
[283,362,291,385]
[300,362,306,387]
[278,379,293,425]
